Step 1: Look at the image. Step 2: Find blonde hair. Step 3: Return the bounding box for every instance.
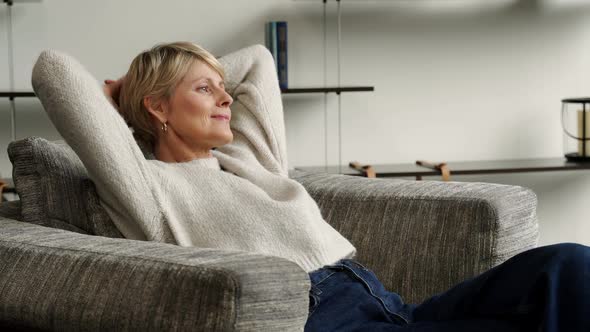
[118,41,225,149]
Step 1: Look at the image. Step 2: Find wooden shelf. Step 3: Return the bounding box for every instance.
[295,158,590,179]
[281,86,374,94]
[1,178,14,193]
[0,92,36,98]
[2,88,376,97]
[1,177,15,201]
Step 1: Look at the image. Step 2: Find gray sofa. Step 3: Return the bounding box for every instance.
[0,137,540,331]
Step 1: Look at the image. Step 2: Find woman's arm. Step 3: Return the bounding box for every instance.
[31,50,164,241]
[215,45,289,177]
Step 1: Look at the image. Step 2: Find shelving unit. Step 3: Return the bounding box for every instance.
[1,92,36,145]
[0,92,36,98]
[296,158,590,180]
[288,0,374,171]
[0,178,15,202]
[281,86,373,94]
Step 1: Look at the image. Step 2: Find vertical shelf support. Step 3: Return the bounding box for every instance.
[323,0,328,170]
[5,0,17,142]
[317,0,354,172]
[336,0,342,173]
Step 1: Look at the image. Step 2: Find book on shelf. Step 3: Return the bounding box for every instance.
[264,21,288,90]
[265,22,278,73]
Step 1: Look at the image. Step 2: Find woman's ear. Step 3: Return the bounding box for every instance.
[144,96,167,123]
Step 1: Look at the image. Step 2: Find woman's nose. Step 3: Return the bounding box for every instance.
[218,90,233,108]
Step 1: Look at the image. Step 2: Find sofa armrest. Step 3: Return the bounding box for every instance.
[0,217,309,332]
[290,170,539,303]
[0,201,23,221]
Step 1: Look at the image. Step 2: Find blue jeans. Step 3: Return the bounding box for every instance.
[305,243,590,332]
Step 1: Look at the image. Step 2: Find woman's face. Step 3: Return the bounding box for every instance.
[162,60,233,151]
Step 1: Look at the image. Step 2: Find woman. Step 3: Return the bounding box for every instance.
[33,42,588,331]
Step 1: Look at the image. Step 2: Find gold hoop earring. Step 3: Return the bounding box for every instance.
[161,122,168,133]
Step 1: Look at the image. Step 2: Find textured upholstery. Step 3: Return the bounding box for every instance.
[289,170,539,303]
[0,137,540,329]
[0,216,310,331]
[8,137,121,237]
[0,200,22,221]
[81,178,124,238]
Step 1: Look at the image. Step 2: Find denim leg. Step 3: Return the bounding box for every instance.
[305,260,521,332]
[413,243,590,332]
[305,259,411,332]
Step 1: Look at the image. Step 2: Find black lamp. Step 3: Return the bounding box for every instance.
[561,97,590,162]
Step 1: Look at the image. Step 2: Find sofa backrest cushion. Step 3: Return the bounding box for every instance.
[7,137,123,238]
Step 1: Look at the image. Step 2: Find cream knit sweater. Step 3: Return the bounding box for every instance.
[31,44,356,272]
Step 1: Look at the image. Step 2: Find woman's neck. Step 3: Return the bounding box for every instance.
[154,137,212,163]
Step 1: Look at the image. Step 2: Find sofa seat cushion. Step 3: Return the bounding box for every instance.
[8,137,123,238]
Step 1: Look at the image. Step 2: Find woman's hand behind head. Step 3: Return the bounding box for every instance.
[103,76,125,112]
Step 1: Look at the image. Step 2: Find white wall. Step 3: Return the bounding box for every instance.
[1,0,589,246]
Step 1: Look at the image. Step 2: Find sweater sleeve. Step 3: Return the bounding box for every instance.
[31,50,170,242]
[216,45,289,177]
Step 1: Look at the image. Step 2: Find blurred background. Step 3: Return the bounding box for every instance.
[1,0,589,245]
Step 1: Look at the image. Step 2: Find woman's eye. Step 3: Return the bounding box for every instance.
[198,86,211,93]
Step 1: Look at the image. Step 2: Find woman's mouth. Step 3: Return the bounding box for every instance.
[211,114,230,121]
